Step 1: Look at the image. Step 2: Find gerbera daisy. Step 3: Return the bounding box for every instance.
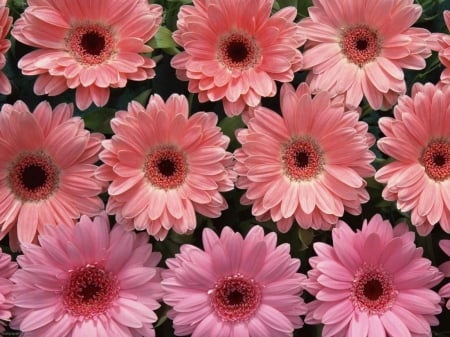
[0,0,12,95]
[438,11,450,84]
[11,0,162,110]
[234,83,375,232]
[0,248,17,334]
[10,213,163,337]
[439,240,450,309]
[96,93,235,240]
[299,0,432,109]
[0,100,104,250]
[304,214,444,337]
[375,82,450,235]
[170,0,305,116]
[161,225,307,337]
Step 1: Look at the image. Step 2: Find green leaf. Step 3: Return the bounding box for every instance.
[149,26,178,50]
[297,227,315,250]
[82,107,116,134]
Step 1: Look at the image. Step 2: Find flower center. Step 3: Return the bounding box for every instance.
[282,138,324,181]
[63,265,119,318]
[209,274,262,322]
[217,31,260,70]
[67,23,115,65]
[421,139,450,181]
[340,25,381,66]
[144,146,188,190]
[350,265,397,315]
[8,152,60,202]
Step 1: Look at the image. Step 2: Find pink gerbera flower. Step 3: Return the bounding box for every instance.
[375,82,450,235]
[0,0,12,95]
[171,0,305,116]
[438,11,450,84]
[96,93,235,240]
[439,240,450,309]
[162,225,307,337]
[299,0,432,109]
[304,214,444,337]
[234,83,375,232]
[11,0,162,110]
[0,100,104,249]
[10,214,163,337]
[0,248,17,334]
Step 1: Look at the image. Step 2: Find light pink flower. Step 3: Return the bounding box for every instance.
[0,248,17,334]
[234,83,375,232]
[299,0,432,109]
[171,0,305,116]
[439,240,450,310]
[0,101,104,250]
[438,11,450,84]
[162,225,307,337]
[304,214,444,337]
[10,214,163,337]
[11,0,162,110]
[375,82,450,235]
[96,93,235,240]
[0,0,12,95]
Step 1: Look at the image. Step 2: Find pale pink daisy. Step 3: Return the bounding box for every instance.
[10,213,163,337]
[171,0,305,116]
[161,225,307,337]
[299,0,432,109]
[438,11,450,84]
[0,248,17,334]
[96,93,235,240]
[439,240,450,309]
[0,0,12,95]
[0,100,104,250]
[304,214,444,337]
[375,82,450,235]
[11,0,162,110]
[234,83,375,232]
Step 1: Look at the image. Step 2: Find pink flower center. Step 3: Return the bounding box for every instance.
[67,24,115,65]
[350,265,397,315]
[421,139,450,181]
[282,138,324,181]
[144,146,188,190]
[209,274,262,322]
[63,265,119,318]
[217,31,260,70]
[7,152,59,202]
[340,25,381,66]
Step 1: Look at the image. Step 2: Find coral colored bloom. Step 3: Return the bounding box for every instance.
[438,11,450,84]
[96,93,235,240]
[0,0,12,95]
[0,248,17,334]
[0,100,104,249]
[10,214,163,337]
[439,240,450,309]
[299,0,432,109]
[375,82,450,235]
[162,225,307,337]
[304,214,444,337]
[171,0,305,116]
[234,83,375,232]
[11,0,162,110]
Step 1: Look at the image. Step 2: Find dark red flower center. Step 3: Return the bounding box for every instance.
[217,31,260,70]
[282,138,324,181]
[210,274,262,322]
[144,146,188,189]
[421,139,450,181]
[8,152,60,202]
[63,265,119,318]
[67,24,115,65]
[340,25,381,66]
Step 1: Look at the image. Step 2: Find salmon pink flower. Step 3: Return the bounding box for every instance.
[299,0,432,109]
[0,0,12,95]
[0,248,17,334]
[439,240,450,309]
[375,82,450,235]
[304,214,444,337]
[162,225,307,337]
[0,100,104,250]
[438,11,450,84]
[10,214,163,337]
[171,0,305,116]
[96,93,235,240]
[11,0,162,110]
[234,83,375,232]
